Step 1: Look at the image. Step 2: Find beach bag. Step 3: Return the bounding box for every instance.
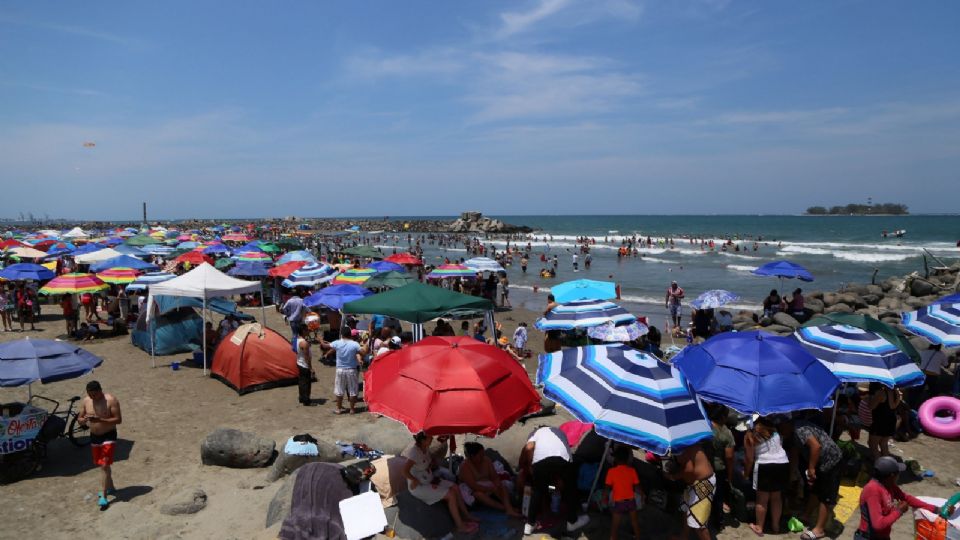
[81,293,92,306]
[914,509,949,540]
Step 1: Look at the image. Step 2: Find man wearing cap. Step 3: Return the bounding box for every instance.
[856,457,949,539]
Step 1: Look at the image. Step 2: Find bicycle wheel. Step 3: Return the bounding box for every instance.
[67,414,91,447]
[0,447,41,484]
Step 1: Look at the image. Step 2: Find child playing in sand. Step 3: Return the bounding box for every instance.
[605,446,642,540]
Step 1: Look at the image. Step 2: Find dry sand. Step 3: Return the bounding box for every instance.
[1,304,958,540]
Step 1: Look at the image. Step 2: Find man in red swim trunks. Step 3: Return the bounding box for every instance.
[78,380,122,509]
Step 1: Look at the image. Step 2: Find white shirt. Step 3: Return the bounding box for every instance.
[919,350,948,375]
[528,427,571,464]
[295,337,311,369]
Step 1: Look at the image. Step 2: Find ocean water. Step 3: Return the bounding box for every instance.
[387,215,960,324]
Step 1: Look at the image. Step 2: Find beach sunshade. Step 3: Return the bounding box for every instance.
[672,330,840,415]
[267,261,308,278]
[384,253,423,266]
[237,242,264,253]
[112,244,147,257]
[90,255,159,272]
[221,233,252,242]
[0,339,104,387]
[8,247,48,259]
[463,257,505,273]
[176,241,200,250]
[586,321,650,342]
[95,267,141,284]
[124,235,161,246]
[535,300,637,331]
[303,284,373,310]
[340,245,383,259]
[227,262,271,277]
[752,260,814,282]
[795,324,925,388]
[281,263,338,288]
[0,263,56,282]
[0,239,28,250]
[332,267,377,285]
[176,251,215,266]
[802,312,921,364]
[361,271,416,289]
[233,251,273,263]
[276,250,317,265]
[214,258,235,271]
[202,243,232,256]
[426,264,476,280]
[551,279,616,303]
[364,336,541,436]
[691,289,741,310]
[538,344,712,455]
[366,260,405,274]
[257,242,281,254]
[933,293,960,305]
[902,302,960,348]
[344,281,494,324]
[125,272,176,292]
[39,273,109,295]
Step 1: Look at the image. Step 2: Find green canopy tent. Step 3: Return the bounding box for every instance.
[125,235,161,246]
[343,281,495,341]
[340,245,384,259]
[362,271,416,290]
[801,311,921,364]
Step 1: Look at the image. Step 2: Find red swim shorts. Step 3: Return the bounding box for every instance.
[90,429,117,466]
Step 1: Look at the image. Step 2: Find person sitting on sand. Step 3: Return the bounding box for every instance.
[787,288,807,322]
[458,442,522,518]
[762,290,785,318]
[403,432,479,534]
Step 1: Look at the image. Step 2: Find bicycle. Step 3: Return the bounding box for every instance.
[29,395,90,448]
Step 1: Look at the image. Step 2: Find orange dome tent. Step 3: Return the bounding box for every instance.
[211,323,298,394]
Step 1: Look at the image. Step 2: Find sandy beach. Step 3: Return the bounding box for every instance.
[1,300,957,540]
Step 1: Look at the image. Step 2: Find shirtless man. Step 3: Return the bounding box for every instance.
[666,443,715,540]
[78,380,123,509]
[458,442,521,517]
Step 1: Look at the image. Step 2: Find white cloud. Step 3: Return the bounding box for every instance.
[0,14,139,47]
[498,0,572,38]
[344,48,465,79]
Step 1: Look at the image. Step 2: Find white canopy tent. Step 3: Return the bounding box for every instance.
[62,227,89,239]
[74,247,123,265]
[146,263,266,374]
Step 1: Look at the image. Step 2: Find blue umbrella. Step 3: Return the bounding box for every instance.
[795,324,925,388]
[551,279,617,303]
[139,244,175,255]
[463,257,505,273]
[237,242,264,253]
[227,262,270,277]
[304,284,373,310]
[125,272,176,292]
[176,241,200,249]
[0,339,103,387]
[202,243,232,256]
[366,260,404,273]
[0,263,55,281]
[90,255,159,272]
[282,263,339,288]
[672,331,840,415]
[902,302,960,348]
[276,250,317,265]
[752,260,814,282]
[932,293,960,305]
[113,244,147,257]
[71,243,105,255]
[535,299,636,331]
[690,289,741,310]
[538,344,713,455]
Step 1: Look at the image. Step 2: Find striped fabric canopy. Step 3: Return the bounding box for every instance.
[535,299,637,331]
[332,267,377,285]
[95,267,141,284]
[902,303,960,348]
[537,344,712,455]
[281,263,338,288]
[39,273,108,295]
[426,264,477,280]
[125,272,176,292]
[233,251,273,263]
[276,250,317,265]
[795,324,925,388]
[463,257,505,273]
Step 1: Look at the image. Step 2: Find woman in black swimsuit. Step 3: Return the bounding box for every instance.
[867,382,902,460]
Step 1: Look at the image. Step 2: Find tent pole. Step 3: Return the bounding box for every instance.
[586,438,612,510]
[259,281,267,329]
[828,386,841,436]
[202,296,208,376]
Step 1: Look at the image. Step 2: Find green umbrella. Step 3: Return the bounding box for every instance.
[361,271,416,289]
[275,238,304,250]
[802,312,921,365]
[340,245,383,259]
[124,235,161,246]
[257,242,281,254]
[215,258,235,270]
[344,281,493,323]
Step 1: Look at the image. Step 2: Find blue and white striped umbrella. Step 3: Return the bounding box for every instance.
[124,272,176,292]
[795,324,925,388]
[902,302,960,348]
[691,289,741,310]
[139,244,175,255]
[535,300,636,331]
[276,250,318,265]
[537,344,712,455]
[281,263,338,288]
[463,257,505,273]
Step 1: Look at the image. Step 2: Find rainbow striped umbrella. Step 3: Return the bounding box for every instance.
[39,273,108,295]
[426,264,477,280]
[331,267,377,285]
[95,267,141,284]
[233,251,273,264]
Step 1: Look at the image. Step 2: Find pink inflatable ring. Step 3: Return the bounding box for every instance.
[919,396,960,439]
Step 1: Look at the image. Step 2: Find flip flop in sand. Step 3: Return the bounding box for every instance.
[800,530,826,540]
[332,408,347,415]
[749,523,764,536]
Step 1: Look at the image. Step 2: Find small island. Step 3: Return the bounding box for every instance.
[805,203,909,215]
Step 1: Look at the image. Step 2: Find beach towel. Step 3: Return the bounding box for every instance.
[336,441,384,460]
[279,463,353,540]
[369,455,408,508]
[284,437,319,457]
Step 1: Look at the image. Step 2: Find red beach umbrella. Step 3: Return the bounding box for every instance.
[175,251,214,265]
[267,261,308,278]
[364,336,541,436]
[384,252,423,266]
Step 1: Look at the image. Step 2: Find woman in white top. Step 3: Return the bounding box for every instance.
[402,432,479,533]
[744,416,790,535]
[295,326,313,406]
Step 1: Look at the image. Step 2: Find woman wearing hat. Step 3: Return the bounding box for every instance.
[856,456,951,539]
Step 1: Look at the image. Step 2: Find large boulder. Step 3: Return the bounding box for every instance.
[862,294,882,306]
[265,437,343,483]
[866,284,884,297]
[806,298,825,314]
[904,296,927,309]
[878,297,902,311]
[160,488,207,516]
[733,321,756,332]
[825,303,854,314]
[822,292,840,307]
[384,490,455,539]
[201,428,275,469]
[877,309,900,321]
[841,283,870,296]
[806,290,825,300]
[910,279,937,297]
[764,324,795,336]
[772,312,801,330]
[838,293,866,309]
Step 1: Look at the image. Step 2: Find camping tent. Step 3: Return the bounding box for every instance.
[146,263,265,373]
[131,296,249,356]
[343,281,495,341]
[211,323,298,394]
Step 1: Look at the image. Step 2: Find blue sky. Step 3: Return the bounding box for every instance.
[1,1,958,220]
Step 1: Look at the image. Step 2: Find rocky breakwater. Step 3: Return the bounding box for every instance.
[448,211,532,234]
[730,263,960,342]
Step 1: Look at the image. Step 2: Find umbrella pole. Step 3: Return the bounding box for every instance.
[828,386,841,435]
[586,439,612,510]
[202,297,208,376]
[259,282,267,329]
